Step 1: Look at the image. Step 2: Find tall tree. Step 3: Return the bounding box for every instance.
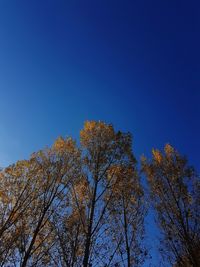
[78,121,144,267]
[142,144,200,267]
[0,160,41,265]
[107,165,146,267]
[0,121,147,267]
[0,136,80,267]
[51,177,87,267]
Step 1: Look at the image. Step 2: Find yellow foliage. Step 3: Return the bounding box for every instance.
[80,120,114,147]
[73,179,89,202]
[107,165,122,180]
[0,190,9,204]
[53,137,66,151]
[83,121,97,132]
[130,195,136,204]
[152,149,162,164]
[53,136,76,153]
[164,143,174,157]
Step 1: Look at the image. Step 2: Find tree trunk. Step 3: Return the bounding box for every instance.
[83,180,98,267]
[123,196,131,267]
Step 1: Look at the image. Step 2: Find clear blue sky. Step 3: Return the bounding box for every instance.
[0,1,200,265]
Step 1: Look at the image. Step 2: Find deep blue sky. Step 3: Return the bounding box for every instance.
[0,1,200,265]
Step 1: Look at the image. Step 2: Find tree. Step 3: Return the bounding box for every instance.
[0,136,80,267]
[0,160,41,265]
[78,121,145,267]
[51,177,87,267]
[107,165,146,267]
[0,121,147,267]
[142,144,200,267]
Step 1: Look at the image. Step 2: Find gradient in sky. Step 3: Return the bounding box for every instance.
[0,0,200,265]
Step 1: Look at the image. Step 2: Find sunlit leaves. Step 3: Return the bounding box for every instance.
[142,144,200,266]
[0,121,148,267]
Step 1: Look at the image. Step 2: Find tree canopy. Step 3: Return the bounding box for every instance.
[0,122,199,267]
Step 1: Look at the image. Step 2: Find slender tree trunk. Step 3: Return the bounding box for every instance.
[71,224,80,267]
[83,179,98,267]
[21,213,45,267]
[123,196,131,267]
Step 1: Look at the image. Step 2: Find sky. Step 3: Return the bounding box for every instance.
[0,0,200,265]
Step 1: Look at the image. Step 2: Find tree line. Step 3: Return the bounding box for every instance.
[0,121,199,267]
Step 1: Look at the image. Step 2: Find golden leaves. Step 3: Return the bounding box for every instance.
[152,149,162,164]
[146,144,175,167]
[53,136,76,153]
[0,120,147,266]
[53,136,65,150]
[106,165,122,181]
[107,165,140,200]
[164,143,174,157]
[82,121,97,132]
[142,143,200,266]
[0,190,9,204]
[73,178,89,202]
[80,120,114,147]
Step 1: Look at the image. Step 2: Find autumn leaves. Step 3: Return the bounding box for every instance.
[142,145,200,266]
[0,121,199,266]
